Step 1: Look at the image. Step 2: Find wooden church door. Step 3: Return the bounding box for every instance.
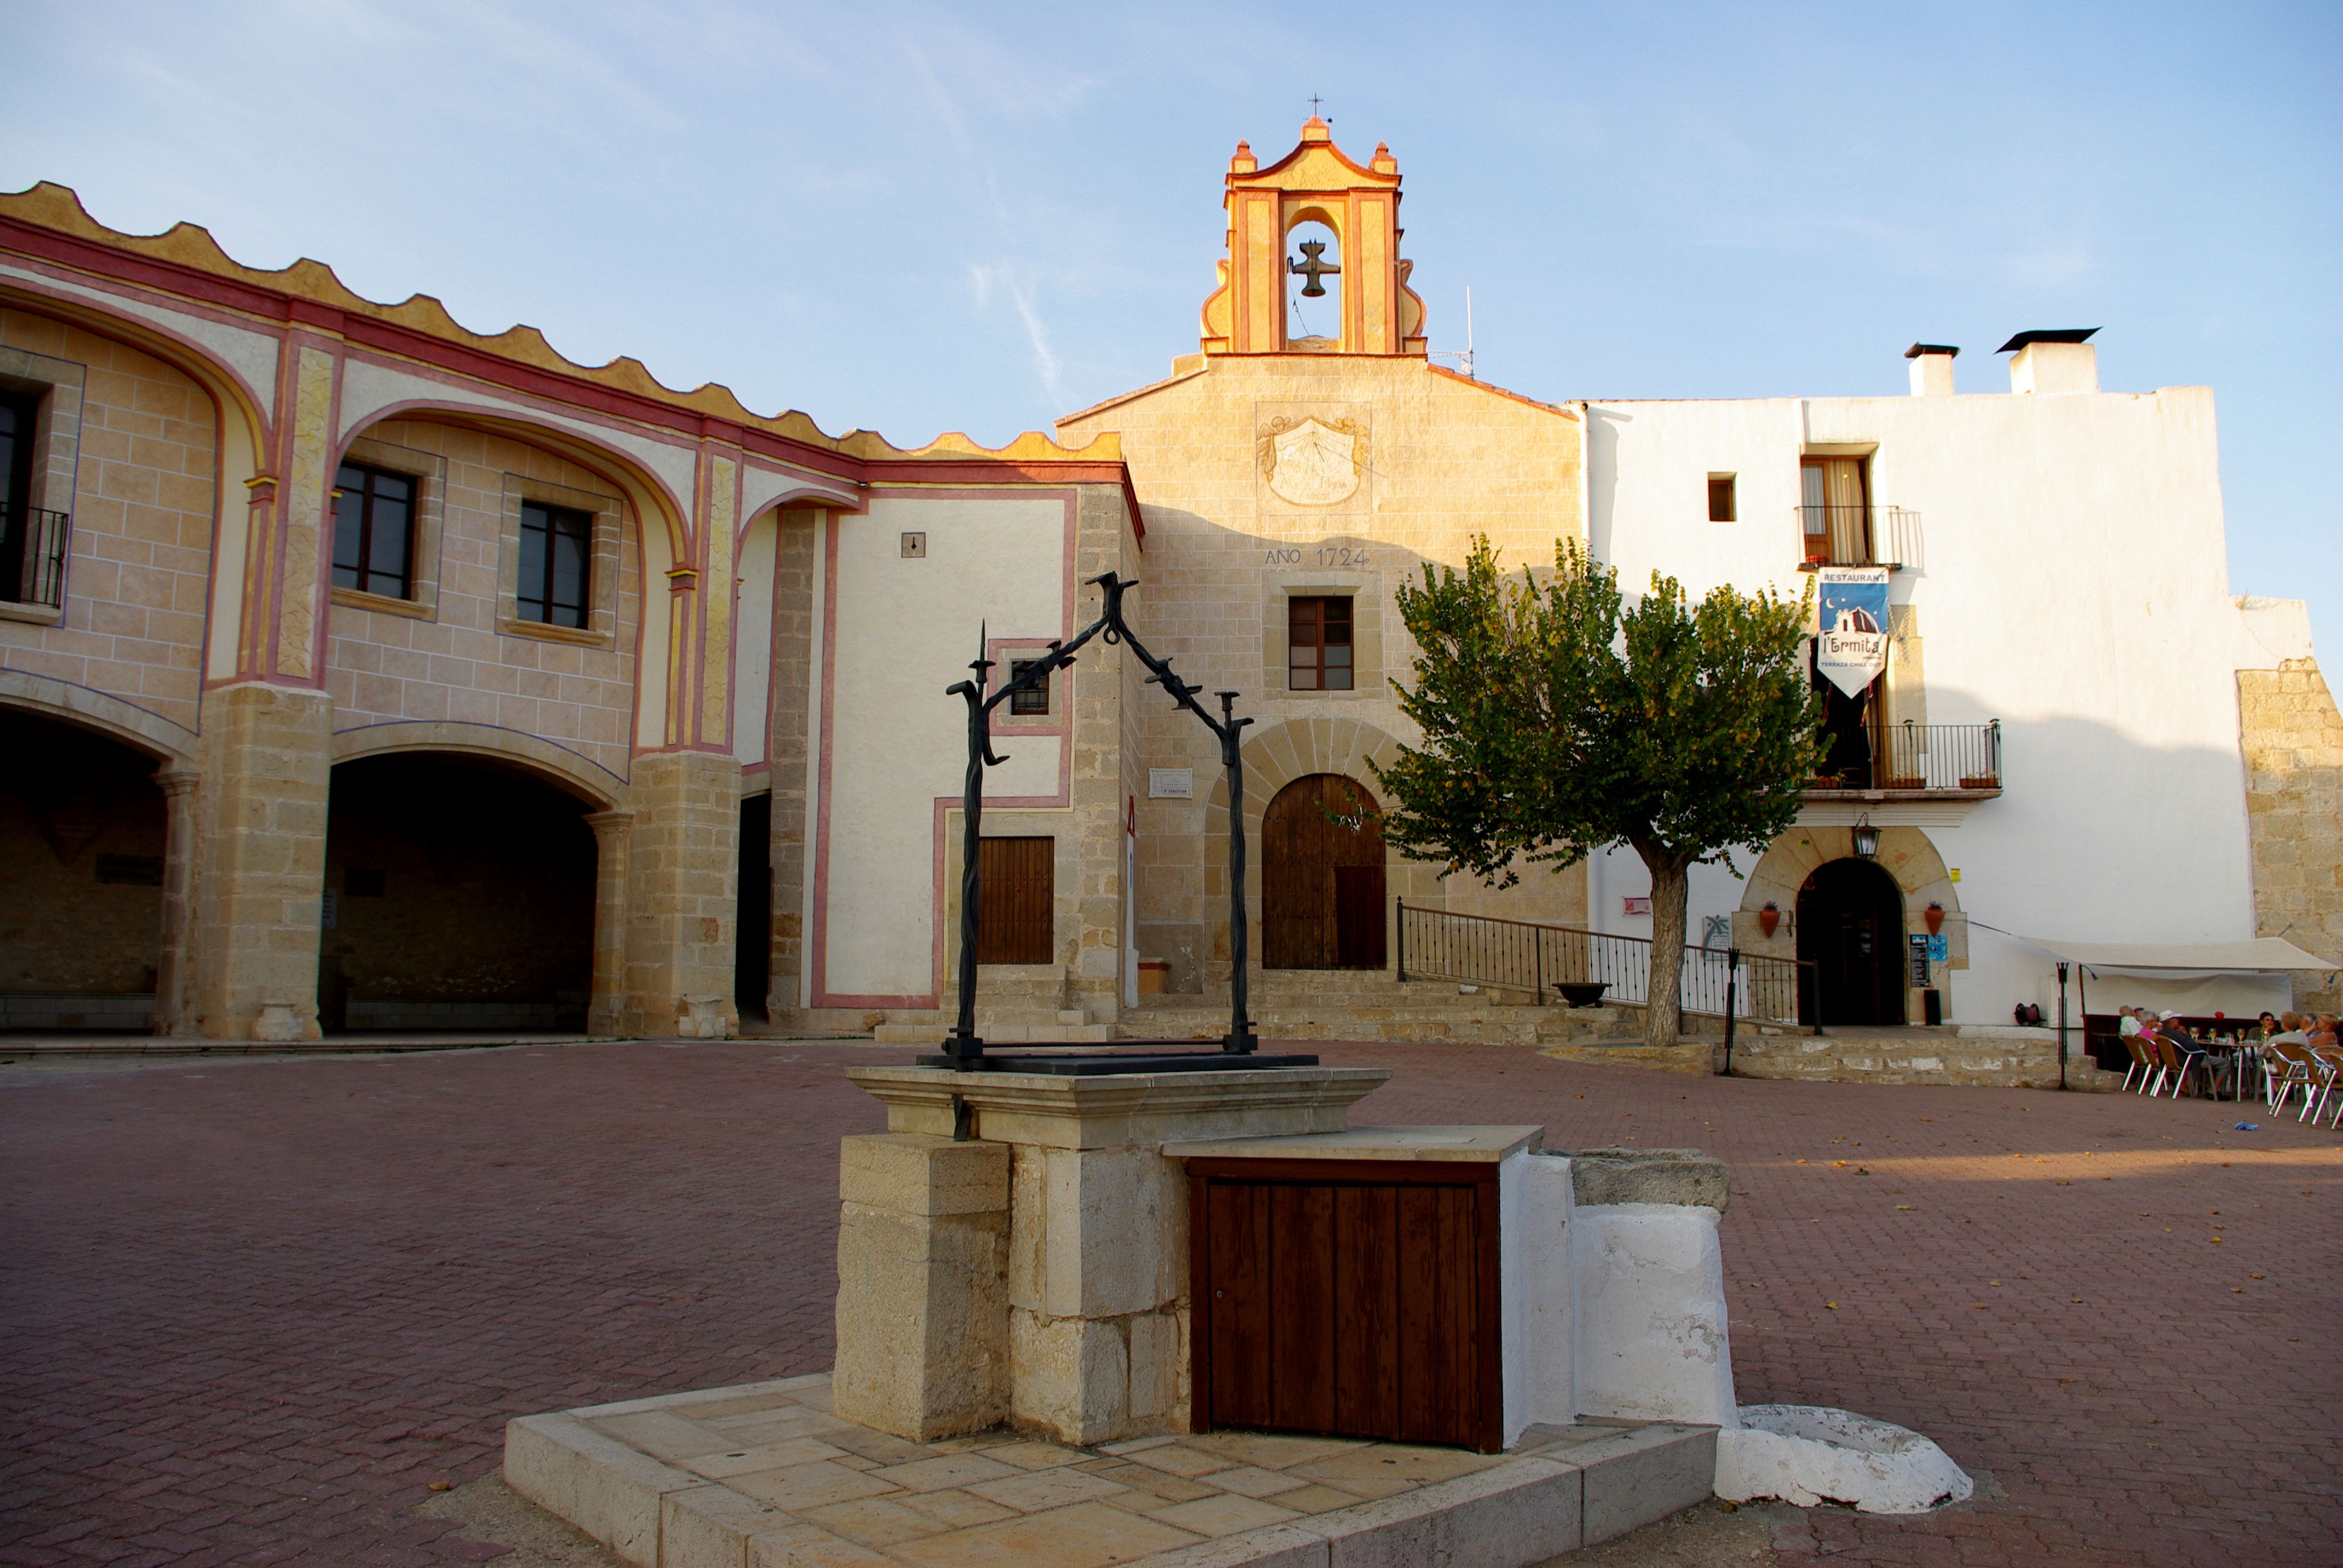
[1262,775,1386,970]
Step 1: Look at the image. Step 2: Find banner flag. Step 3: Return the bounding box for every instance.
[1815,566,1891,697]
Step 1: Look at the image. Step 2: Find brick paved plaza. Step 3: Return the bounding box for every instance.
[2,1039,2336,1567]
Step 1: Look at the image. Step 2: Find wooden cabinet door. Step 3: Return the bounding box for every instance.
[1190,1159,1501,1452]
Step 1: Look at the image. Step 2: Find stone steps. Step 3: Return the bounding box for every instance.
[1118,996,1632,1046]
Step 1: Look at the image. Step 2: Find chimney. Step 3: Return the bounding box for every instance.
[2000,328,2100,394]
[1904,343,1958,396]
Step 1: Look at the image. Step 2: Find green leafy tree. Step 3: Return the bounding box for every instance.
[1370,537,1824,1050]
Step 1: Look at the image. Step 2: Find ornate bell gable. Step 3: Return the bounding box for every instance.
[1198,117,1429,358]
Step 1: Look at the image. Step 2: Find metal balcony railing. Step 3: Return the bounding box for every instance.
[1,503,70,609]
[1395,903,1810,1024]
[1797,504,1922,571]
[1810,719,2002,792]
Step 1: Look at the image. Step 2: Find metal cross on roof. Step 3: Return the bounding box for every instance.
[1289,239,1340,298]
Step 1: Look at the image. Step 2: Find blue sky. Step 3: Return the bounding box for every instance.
[5,1,2336,651]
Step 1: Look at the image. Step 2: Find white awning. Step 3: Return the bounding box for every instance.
[2017,936,2339,972]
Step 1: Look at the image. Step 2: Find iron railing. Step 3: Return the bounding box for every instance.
[1395,903,1809,1023]
[1797,504,1922,572]
[1812,719,2002,792]
[1,503,69,609]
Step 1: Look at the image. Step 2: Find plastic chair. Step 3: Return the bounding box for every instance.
[2154,1034,2209,1099]
[2121,1035,2158,1094]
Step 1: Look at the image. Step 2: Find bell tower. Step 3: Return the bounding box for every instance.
[1198,117,1429,358]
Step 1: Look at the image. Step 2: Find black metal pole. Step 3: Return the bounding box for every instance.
[945,631,994,1068]
[2056,960,2070,1091]
[1395,900,1407,983]
[1220,691,1255,1054]
[1723,947,1738,1075]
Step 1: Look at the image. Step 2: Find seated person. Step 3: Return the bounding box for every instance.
[2269,1011,2313,1046]
[2119,1005,2145,1038]
[2309,1014,2340,1049]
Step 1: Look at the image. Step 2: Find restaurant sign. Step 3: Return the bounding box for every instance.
[1816,566,1891,697]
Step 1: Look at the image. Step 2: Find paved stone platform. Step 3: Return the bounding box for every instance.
[3,1038,2336,1566]
[507,1374,1712,1567]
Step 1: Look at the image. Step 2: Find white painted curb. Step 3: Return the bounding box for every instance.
[1714,1404,1973,1514]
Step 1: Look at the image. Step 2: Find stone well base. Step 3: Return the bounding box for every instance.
[504,1373,1716,1568]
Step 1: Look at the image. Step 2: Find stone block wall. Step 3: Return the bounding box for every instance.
[321,419,643,782]
[0,309,214,734]
[2240,658,2343,1013]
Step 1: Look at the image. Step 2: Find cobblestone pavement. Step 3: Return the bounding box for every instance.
[2,1039,2336,1566]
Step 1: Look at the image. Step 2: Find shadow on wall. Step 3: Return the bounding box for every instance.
[0,709,166,1001]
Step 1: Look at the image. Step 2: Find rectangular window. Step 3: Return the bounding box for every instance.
[1800,457,1871,565]
[1706,474,1736,522]
[518,500,592,628]
[0,390,57,606]
[1008,658,1049,716]
[1288,595,1354,691]
[331,461,417,599]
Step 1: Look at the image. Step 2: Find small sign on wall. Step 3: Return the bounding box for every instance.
[1149,768,1194,799]
[1622,896,1651,916]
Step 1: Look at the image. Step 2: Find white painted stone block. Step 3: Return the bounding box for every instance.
[1571,1204,1736,1426]
[502,1413,702,1567]
[1715,1405,1973,1514]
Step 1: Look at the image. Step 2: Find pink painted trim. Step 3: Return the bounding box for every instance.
[0,261,280,442]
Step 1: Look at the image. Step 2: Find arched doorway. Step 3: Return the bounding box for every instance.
[321,753,595,1032]
[1797,858,1905,1025]
[0,710,168,1031]
[1262,774,1385,970]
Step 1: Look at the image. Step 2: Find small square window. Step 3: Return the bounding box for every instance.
[1707,475,1737,523]
[1288,596,1354,691]
[1008,659,1049,716]
[901,532,926,558]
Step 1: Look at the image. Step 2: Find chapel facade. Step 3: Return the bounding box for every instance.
[1,120,2335,1044]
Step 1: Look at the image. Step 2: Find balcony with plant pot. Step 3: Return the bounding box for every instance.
[1803,720,2003,803]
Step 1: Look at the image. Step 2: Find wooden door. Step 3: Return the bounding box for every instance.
[1190,1159,1501,1452]
[975,837,1053,964]
[1796,857,1905,1026]
[1263,775,1385,969]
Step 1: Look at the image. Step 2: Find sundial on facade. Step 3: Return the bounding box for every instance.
[1263,416,1363,506]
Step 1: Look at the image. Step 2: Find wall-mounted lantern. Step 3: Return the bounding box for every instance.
[1851,814,1881,859]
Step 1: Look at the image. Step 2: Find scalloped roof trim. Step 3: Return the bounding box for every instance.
[0,181,1115,466]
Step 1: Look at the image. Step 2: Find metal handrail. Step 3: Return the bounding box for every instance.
[1811,719,2001,791]
[1394,902,1809,1024]
[0,502,69,609]
[1796,504,1922,571]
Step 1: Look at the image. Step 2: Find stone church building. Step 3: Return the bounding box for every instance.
[1,119,2334,1043]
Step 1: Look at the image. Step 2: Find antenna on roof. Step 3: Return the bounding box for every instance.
[1430,286,1475,379]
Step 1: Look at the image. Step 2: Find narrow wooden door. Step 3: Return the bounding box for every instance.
[975,837,1053,964]
[1262,775,1385,969]
[1191,1160,1501,1452]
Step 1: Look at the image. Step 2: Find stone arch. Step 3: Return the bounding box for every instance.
[329,720,626,811]
[1731,822,1966,1005]
[1200,716,1442,976]
[0,670,194,763]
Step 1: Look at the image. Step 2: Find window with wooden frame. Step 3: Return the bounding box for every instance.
[332,461,418,600]
[0,390,41,604]
[974,837,1054,964]
[1008,658,1049,716]
[518,500,592,628]
[1288,595,1354,690]
[1707,474,1737,522]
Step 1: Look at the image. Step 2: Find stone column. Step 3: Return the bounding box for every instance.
[151,766,200,1037]
[621,751,739,1038]
[583,810,634,1037]
[837,1063,1389,1446]
[185,682,333,1041]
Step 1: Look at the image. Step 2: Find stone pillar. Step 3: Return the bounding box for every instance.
[837,1063,1389,1446]
[186,682,332,1041]
[583,810,634,1037]
[831,1134,1011,1439]
[621,751,739,1038]
[152,766,200,1037]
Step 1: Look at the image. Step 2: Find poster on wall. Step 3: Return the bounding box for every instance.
[1815,566,1891,697]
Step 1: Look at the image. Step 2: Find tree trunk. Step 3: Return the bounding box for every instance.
[1634,840,1696,1051]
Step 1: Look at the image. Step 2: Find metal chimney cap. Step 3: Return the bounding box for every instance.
[1904,343,1960,359]
[1996,328,2100,353]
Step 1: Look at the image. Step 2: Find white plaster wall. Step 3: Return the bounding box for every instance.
[733,514,777,767]
[1586,382,2275,1022]
[819,495,1067,998]
[1570,1203,1737,1426]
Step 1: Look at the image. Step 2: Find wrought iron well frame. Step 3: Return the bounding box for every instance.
[941,571,1257,1068]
